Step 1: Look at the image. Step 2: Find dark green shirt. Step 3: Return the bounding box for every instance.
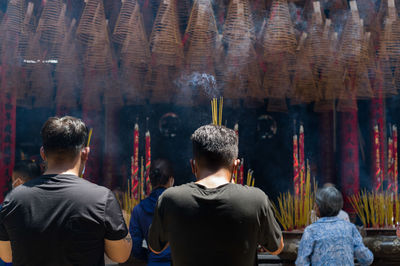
[149,182,282,266]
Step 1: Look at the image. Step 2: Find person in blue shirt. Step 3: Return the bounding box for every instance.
[129,159,174,266]
[296,186,373,266]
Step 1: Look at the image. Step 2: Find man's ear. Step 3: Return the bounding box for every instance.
[40,147,46,161]
[81,147,90,163]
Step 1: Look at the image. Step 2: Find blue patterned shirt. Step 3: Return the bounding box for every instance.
[296,217,373,266]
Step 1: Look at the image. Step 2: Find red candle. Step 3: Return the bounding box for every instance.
[145,130,151,196]
[293,134,300,196]
[299,125,305,195]
[132,123,140,200]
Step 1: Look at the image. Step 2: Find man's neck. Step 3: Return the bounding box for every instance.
[195,168,232,188]
[43,162,80,176]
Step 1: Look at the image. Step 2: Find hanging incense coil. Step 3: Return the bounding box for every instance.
[120,5,151,105]
[178,0,192,34]
[263,53,292,100]
[261,0,297,57]
[76,0,106,46]
[145,65,177,104]
[81,76,104,112]
[185,0,219,72]
[36,0,65,44]
[338,3,363,73]
[337,74,358,112]
[30,63,55,108]
[17,2,35,59]
[112,0,138,44]
[223,0,255,45]
[1,0,25,45]
[375,57,397,96]
[293,42,320,103]
[149,0,183,67]
[267,98,288,113]
[314,100,335,113]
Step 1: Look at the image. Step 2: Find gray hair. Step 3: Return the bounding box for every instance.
[315,187,343,217]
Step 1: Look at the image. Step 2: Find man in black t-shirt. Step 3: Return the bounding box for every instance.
[0,116,131,265]
[148,124,283,266]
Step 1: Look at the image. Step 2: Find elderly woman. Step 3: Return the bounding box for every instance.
[296,187,373,266]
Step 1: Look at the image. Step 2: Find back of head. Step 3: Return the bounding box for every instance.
[13,160,42,182]
[191,124,238,171]
[315,186,343,217]
[150,159,174,188]
[41,116,88,161]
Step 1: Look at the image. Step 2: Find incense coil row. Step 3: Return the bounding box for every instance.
[149,0,183,67]
[36,0,66,44]
[0,0,25,45]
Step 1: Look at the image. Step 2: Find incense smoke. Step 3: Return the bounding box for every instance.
[175,72,220,99]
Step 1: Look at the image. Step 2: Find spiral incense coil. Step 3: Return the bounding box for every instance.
[112,0,138,44]
[56,76,80,111]
[17,2,35,59]
[1,0,25,45]
[185,0,218,73]
[146,66,177,104]
[261,0,297,57]
[81,77,104,112]
[267,98,288,113]
[338,2,363,73]
[30,63,55,108]
[56,19,80,74]
[263,53,292,100]
[375,57,397,96]
[314,100,335,113]
[223,0,255,45]
[293,43,320,103]
[36,0,65,44]
[149,0,183,67]
[76,0,106,46]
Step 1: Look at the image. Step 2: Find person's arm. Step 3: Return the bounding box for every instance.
[295,228,313,266]
[148,195,169,254]
[258,194,284,254]
[352,225,373,265]
[129,206,147,259]
[0,241,12,263]
[103,191,132,263]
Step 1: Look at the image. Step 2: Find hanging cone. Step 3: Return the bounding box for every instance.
[374,58,397,96]
[120,4,151,104]
[146,65,177,104]
[339,1,363,73]
[263,54,292,100]
[36,0,65,44]
[112,0,138,44]
[184,0,219,105]
[314,100,335,112]
[261,0,297,57]
[337,75,358,112]
[0,0,25,46]
[149,0,183,67]
[76,0,107,46]
[81,75,103,112]
[223,0,255,45]
[18,2,35,59]
[293,33,320,103]
[267,98,288,113]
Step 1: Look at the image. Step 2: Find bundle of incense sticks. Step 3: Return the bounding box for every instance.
[293,125,305,196]
[80,128,93,178]
[272,161,316,231]
[349,190,400,228]
[246,169,255,187]
[211,97,223,126]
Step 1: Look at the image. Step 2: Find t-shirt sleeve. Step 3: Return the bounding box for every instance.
[0,202,10,241]
[104,190,128,240]
[258,193,283,253]
[148,195,168,253]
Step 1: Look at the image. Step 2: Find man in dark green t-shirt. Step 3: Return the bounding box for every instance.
[149,124,283,266]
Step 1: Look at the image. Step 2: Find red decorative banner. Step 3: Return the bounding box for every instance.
[373,125,382,192]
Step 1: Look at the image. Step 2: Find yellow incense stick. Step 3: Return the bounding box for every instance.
[80,128,93,178]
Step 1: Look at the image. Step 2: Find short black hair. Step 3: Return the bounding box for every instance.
[41,116,88,160]
[13,160,42,181]
[191,124,238,170]
[149,159,174,188]
[315,186,343,217]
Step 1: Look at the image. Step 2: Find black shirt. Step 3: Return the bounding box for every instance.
[0,174,128,266]
[148,182,282,266]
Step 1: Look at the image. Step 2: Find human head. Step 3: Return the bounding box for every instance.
[150,159,174,189]
[315,186,343,217]
[12,160,42,188]
[40,116,89,174]
[190,124,238,173]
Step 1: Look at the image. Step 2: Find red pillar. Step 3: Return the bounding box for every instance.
[340,109,359,215]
